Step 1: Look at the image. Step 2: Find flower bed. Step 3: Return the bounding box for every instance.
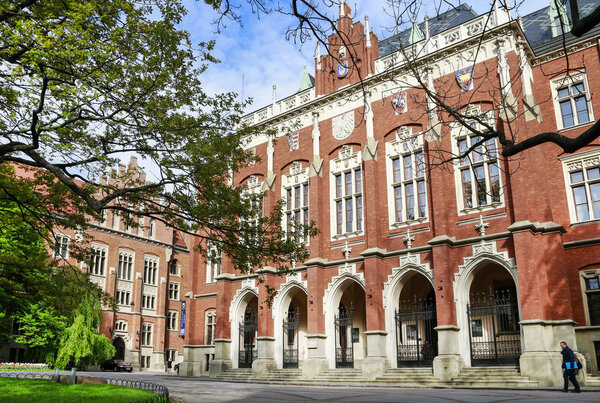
[0,363,51,371]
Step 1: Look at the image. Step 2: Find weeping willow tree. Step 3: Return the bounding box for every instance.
[55,295,115,369]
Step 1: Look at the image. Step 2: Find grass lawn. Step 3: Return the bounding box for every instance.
[0,377,158,402]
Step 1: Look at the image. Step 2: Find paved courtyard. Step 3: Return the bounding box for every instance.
[74,371,600,402]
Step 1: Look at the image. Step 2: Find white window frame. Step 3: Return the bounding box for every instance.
[117,250,134,281]
[143,255,159,285]
[115,320,128,331]
[241,175,264,248]
[167,311,178,331]
[141,323,153,346]
[205,310,216,346]
[168,282,180,301]
[142,293,156,310]
[205,243,222,284]
[148,219,155,239]
[53,234,70,259]
[89,243,107,276]
[551,71,594,130]
[329,145,364,240]
[116,289,132,306]
[386,128,428,228]
[281,162,310,244]
[451,107,504,215]
[561,149,600,223]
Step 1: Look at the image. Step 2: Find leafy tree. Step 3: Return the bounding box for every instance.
[13,304,68,365]
[55,295,115,369]
[0,0,315,279]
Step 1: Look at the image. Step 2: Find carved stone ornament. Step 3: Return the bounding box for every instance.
[332,111,355,140]
[247,175,261,190]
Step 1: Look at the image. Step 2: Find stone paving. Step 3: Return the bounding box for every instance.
[70,370,600,403]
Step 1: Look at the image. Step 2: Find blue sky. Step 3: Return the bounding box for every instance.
[179,1,546,113]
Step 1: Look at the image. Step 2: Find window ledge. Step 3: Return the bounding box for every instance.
[459,202,504,216]
[570,218,600,227]
[391,217,428,228]
[332,231,364,241]
[558,121,595,133]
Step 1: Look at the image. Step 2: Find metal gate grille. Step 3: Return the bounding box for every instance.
[283,308,300,368]
[395,297,437,366]
[335,304,354,368]
[467,289,521,366]
[238,313,257,368]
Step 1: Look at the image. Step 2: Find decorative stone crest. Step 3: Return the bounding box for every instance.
[475,215,489,236]
[228,278,259,322]
[332,111,355,140]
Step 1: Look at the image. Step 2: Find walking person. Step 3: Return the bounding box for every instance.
[167,358,173,374]
[560,341,581,393]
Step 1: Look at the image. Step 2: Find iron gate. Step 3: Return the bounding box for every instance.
[335,304,354,368]
[467,289,521,366]
[283,307,300,368]
[238,313,257,368]
[395,297,437,366]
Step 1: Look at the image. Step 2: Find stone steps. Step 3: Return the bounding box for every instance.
[312,369,368,383]
[258,369,304,381]
[585,375,600,386]
[450,366,538,387]
[374,367,440,385]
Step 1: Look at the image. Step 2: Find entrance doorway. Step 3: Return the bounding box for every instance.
[395,273,437,366]
[467,264,521,366]
[113,337,125,361]
[238,302,258,368]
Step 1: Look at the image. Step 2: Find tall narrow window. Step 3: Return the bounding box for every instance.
[89,244,107,276]
[54,234,70,259]
[141,323,153,346]
[284,181,310,243]
[456,135,502,211]
[143,256,158,285]
[167,311,178,330]
[117,251,133,281]
[205,311,216,345]
[169,282,180,300]
[557,83,590,128]
[333,168,363,235]
[388,133,428,224]
[563,154,600,223]
[206,243,222,283]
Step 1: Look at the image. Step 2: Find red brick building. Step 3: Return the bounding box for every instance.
[178,0,600,386]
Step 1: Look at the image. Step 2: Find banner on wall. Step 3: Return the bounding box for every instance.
[180,300,186,337]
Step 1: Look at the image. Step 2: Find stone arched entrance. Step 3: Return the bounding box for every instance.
[454,241,522,367]
[113,337,125,361]
[324,276,366,369]
[229,287,259,369]
[273,283,307,369]
[395,272,437,367]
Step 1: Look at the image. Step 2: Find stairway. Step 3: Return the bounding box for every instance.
[373,367,440,385]
[584,374,600,387]
[450,366,538,387]
[312,368,368,383]
[259,368,304,381]
[214,368,253,381]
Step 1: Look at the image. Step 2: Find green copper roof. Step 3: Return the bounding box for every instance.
[549,0,571,37]
[409,22,425,44]
[299,66,315,91]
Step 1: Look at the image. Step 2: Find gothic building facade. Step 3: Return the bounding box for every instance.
[179,0,600,386]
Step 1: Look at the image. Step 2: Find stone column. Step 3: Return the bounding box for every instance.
[303,334,328,379]
[209,339,232,377]
[252,337,276,377]
[362,331,388,380]
[433,326,464,381]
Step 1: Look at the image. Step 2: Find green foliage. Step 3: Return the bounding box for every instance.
[0,378,156,403]
[55,295,115,369]
[0,0,316,288]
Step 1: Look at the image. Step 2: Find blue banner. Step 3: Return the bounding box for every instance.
[180,300,186,336]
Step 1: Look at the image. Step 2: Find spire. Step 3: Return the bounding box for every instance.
[299,66,315,91]
[424,15,430,40]
[549,0,571,37]
[365,15,371,48]
[409,21,425,44]
[316,42,322,71]
[340,0,345,18]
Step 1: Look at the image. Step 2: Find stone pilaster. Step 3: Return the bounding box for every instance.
[362,331,388,380]
[433,326,464,381]
[252,336,277,377]
[208,339,232,377]
[302,334,328,379]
